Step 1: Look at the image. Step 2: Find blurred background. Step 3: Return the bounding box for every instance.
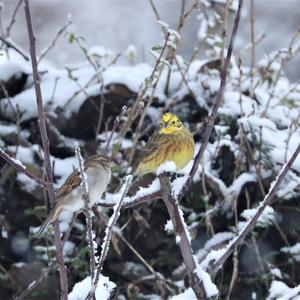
[2,0,300,80]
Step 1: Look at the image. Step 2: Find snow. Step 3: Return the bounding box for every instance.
[240,205,275,229]
[270,267,283,279]
[0,62,161,122]
[170,287,197,300]
[0,60,30,81]
[195,264,219,298]
[164,219,173,233]
[267,281,300,300]
[0,123,17,136]
[281,243,300,262]
[204,232,235,250]
[156,161,177,175]
[68,275,116,300]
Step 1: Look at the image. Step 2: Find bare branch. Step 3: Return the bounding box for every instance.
[0,148,47,188]
[0,36,29,61]
[23,1,68,298]
[38,18,72,64]
[5,0,22,37]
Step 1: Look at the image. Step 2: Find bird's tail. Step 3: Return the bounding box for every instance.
[36,204,63,239]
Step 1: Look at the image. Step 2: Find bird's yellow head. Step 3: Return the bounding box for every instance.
[159,113,183,135]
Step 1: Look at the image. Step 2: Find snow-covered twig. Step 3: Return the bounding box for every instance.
[23,1,68,299]
[97,190,161,209]
[75,142,97,279]
[178,0,244,201]
[159,174,207,300]
[87,175,133,300]
[0,147,47,188]
[209,144,300,277]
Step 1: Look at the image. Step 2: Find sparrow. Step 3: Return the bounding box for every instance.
[37,154,116,238]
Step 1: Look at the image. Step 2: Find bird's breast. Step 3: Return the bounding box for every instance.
[86,167,111,205]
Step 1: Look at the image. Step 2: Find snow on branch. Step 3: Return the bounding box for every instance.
[208,144,300,277]
[87,175,132,300]
[75,142,97,278]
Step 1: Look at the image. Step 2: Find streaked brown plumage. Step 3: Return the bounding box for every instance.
[135,113,195,176]
[37,154,115,238]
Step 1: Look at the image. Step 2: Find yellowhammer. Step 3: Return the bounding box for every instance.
[135,113,195,176]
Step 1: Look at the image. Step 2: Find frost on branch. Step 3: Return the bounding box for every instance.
[68,275,116,300]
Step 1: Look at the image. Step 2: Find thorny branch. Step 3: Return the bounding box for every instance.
[23,1,68,299]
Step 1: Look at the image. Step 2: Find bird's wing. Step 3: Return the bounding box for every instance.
[137,132,166,162]
[55,169,82,201]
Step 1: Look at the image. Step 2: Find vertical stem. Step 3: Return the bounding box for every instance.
[249,0,255,97]
[74,143,96,279]
[159,175,207,300]
[23,1,68,298]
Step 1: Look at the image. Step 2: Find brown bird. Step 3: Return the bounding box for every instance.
[37,154,116,238]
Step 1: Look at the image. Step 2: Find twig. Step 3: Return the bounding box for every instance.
[209,144,300,276]
[5,0,22,37]
[178,0,243,201]
[0,36,29,61]
[74,142,96,279]
[118,31,171,140]
[159,174,207,299]
[104,105,127,153]
[0,148,47,187]
[23,1,68,299]
[87,175,132,300]
[38,18,72,64]
[249,0,255,97]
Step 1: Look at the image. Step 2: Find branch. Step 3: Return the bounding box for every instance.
[0,148,47,188]
[209,144,300,276]
[75,142,96,279]
[159,174,207,300]
[97,190,161,209]
[5,0,22,37]
[178,0,244,200]
[23,1,68,299]
[37,18,72,64]
[87,175,132,300]
[0,36,30,61]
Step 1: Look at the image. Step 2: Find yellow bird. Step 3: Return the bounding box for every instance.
[135,113,195,176]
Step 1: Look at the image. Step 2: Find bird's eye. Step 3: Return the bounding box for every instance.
[172,121,176,125]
